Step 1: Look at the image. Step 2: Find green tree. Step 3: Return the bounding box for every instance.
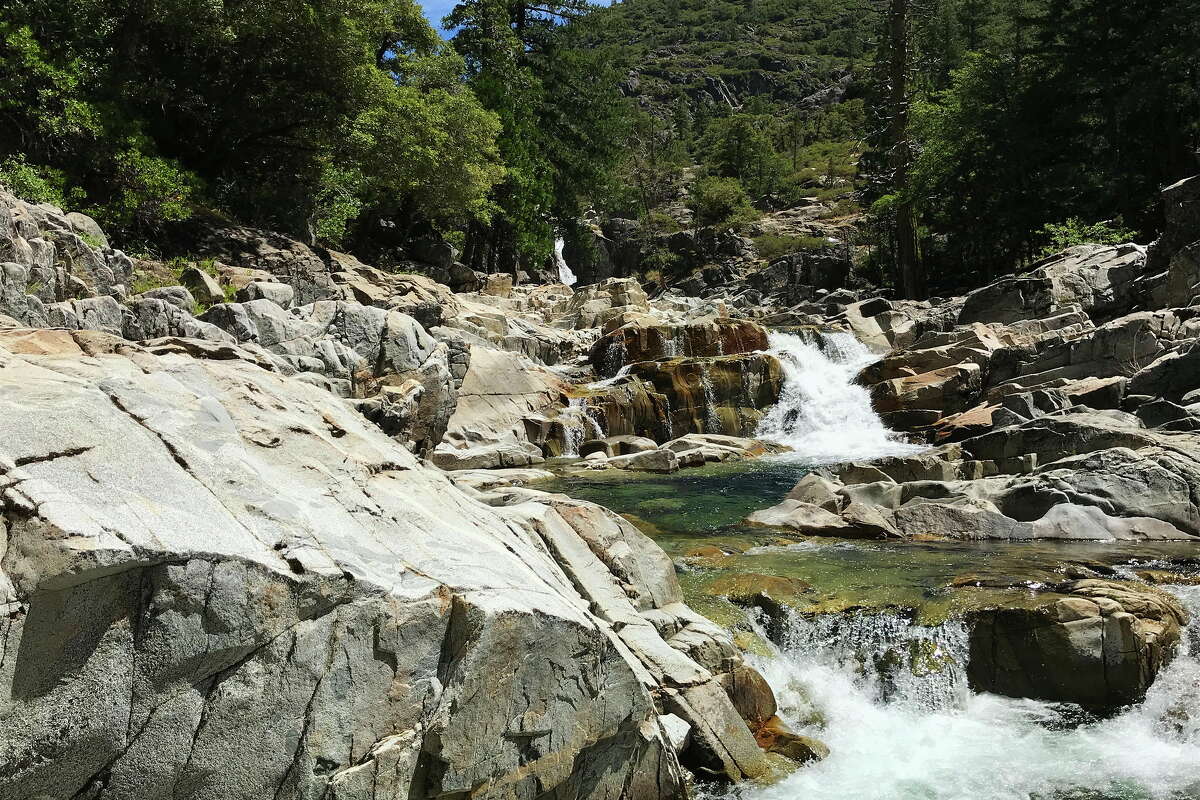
[687,176,758,229]
[0,0,504,246]
[701,114,780,200]
[448,0,635,276]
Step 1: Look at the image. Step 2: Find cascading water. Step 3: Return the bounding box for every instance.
[559,397,603,456]
[554,237,578,287]
[699,365,722,434]
[755,331,924,464]
[732,585,1200,800]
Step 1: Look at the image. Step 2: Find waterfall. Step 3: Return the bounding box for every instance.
[755,331,923,464]
[559,397,602,457]
[734,587,1200,800]
[554,237,577,286]
[699,364,722,434]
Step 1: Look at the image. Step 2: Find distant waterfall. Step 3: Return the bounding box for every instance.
[755,331,922,463]
[554,238,577,286]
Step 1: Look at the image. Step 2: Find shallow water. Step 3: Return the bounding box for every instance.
[544,460,1200,620]
[551,327,1200,799]
[546,460,1200,799]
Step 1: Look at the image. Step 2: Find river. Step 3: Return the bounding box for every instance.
[547,330,1200,800]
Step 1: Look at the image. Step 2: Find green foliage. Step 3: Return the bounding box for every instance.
[753,233,829,260]
[0,155,79,207]
[699,115,780,199]
[866,0,1199,294]
[599,111,688,221]
[641,247,680,277]
[0,0,503,245]
[645,211,683,234]
[103,146,200,233]
[447,0,637,272]
[1038,218,1136,256]
[687,177,758,229]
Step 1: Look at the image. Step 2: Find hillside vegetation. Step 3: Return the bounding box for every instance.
[1,0,1196,297]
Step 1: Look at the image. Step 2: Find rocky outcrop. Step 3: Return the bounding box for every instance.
[0,327,782,798]
[755,411,1200,543]
[200,299,458,452]
[968,580,1188,709]
[566,434,789,473]
[1149,175,1200,307]
[960,244,1148,325]
[575,353,782,444]
[591,317,768,378]
[431,344,610,470]
[0,188,135,331]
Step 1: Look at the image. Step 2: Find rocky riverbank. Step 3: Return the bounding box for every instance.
[0,187,830,797]
[2,173,1199,796]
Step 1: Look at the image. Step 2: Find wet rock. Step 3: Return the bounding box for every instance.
[706,573,813,623]
[591,317,769,377]
[968,580,1188,709]
[664,683,773,781]
[719,665,778,726]
[754,716,829,766]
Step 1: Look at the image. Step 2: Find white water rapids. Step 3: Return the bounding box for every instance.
[726,585,1200,800]
[755,331,924,463]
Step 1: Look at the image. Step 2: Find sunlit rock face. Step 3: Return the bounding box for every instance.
[590,317,769,378]
[0,328,775,799]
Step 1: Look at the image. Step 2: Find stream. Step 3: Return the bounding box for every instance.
[547,330,1200,800]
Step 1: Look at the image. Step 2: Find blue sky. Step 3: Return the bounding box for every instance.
[418,1,615,38]
[416,0,458,36]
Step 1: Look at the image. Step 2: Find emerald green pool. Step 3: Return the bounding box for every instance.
[542,459,1200,623]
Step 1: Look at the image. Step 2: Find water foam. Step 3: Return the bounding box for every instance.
[735,586,1200,800]
[755,331,924,464]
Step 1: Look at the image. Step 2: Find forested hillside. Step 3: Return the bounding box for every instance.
[572,0,1200,295]
[1,0,1196,297]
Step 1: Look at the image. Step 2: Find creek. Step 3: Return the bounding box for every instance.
[547,330,1200,800]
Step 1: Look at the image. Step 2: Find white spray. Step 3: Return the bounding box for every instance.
[755,331,923,464]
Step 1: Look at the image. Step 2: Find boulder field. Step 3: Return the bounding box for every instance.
[0,188,826,797]
[0,326,806,798]
[3,170,1200,792]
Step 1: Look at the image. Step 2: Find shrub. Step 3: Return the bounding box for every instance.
[687,176,758,229]
[98,147,200,234]
[0,155,80,207]
[1037,218,1136,255]
[753,233,829,260]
